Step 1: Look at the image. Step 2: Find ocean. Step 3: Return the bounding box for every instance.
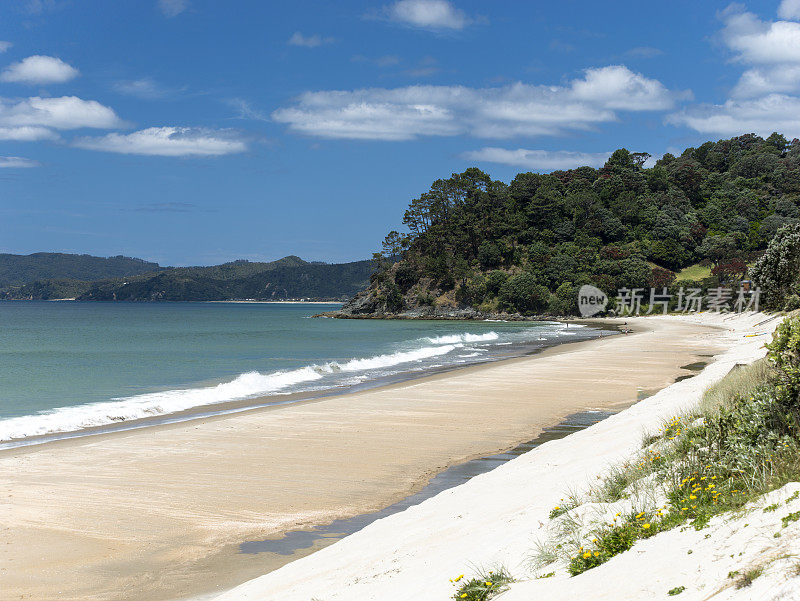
[0,301,607,446]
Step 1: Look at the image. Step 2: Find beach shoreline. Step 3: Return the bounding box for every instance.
[0,319,611,451]
[206,312,779,601]
[0,316,727,601]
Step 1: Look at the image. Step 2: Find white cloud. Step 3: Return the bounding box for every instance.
[386,0,470,30]
[228,98,269,122]
[732,64,800,97]
[158,0,188,17]
[667,94,800,138]
[113,78,174,99]
[288,32,335,48]
[721,8,800,64]
[0,126,58,141]
[779,0,800,20]
[569,64,684,110]
[0,42,12,54]
[0,96,123,130]
[0,156,39,168]
[719,6,800,96]
[73,127,248,156]
[272,65,684,141]
[462,147,612,170]
[0,55,79,84]
[672,4,800,134]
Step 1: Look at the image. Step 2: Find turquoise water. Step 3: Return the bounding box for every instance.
[0,301,603,443]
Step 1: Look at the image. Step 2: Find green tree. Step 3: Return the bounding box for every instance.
[498,273,549,314]
[750,223,800,309]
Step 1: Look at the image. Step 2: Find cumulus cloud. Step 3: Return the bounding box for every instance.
[0,42,12,54]
[721,7,800,64]
[73,127,248,156]
[779,0,800,21]
[288,32,335,48]
[732,64,800,97]
[158,0,188,17]
[671,4,800,135]
[0,96,123,131]
[272,65,684,141]
[0,126,58,141]
[385,0,470,30]
[667,94,800,138]
[0,156,39,168]
[0,55,79,84]
[462,147,612,170]
[719,5,800,97]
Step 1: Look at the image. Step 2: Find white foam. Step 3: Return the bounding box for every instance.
[0,344,461,442]
[0,367,324,442]
[425,332,499,344]
[332,344,458,371]
[0,324,588,443]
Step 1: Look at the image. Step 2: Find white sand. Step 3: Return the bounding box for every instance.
[209,311,793,601]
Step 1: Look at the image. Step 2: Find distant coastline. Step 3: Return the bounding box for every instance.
[209,300,344,304]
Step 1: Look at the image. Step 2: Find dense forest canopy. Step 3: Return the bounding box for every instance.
[355,133,800,316]
[0,253,162,288]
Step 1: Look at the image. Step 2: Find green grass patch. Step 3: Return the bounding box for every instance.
[675,263,712,282]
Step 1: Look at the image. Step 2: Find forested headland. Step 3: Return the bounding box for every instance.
[336,133,800,317]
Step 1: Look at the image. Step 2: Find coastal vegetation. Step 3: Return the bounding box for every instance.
[450,567,514,601]
[0,254,373,301]
[343,133,800,317]
[509,314,800,584]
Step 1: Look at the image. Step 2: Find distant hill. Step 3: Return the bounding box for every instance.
[0,253,162,288]
[0,254,374,301]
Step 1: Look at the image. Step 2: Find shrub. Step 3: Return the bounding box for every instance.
[498,273,549,314]
[766,316,800,395]
[750,222,800,309]
[393,263,418,293]
[451,567,514,601]
[484,270,509,296]
[785,294,800,312]
[548,282,578,316]
[416,291,435,306]
[478,241,503,268]
[380,283,404,313]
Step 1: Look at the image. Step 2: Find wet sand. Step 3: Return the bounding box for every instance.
[0,317,724,601]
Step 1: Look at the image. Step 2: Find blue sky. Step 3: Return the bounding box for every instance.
[0,0,798,265]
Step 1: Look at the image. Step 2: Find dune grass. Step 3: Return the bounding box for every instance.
[528,316,800,578]
[450,566,514,601]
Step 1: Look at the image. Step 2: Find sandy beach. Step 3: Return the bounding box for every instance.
[207,312,781,601]
[0,317,727,601]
